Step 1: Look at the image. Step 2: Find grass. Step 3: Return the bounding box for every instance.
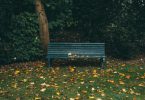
[0,61,145,100]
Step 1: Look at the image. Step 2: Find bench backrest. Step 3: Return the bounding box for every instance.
[47,43,105,59]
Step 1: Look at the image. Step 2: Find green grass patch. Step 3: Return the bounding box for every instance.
[0,63,145,100]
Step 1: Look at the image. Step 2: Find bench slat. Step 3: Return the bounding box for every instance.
[48,48,104,52]
[48,43,105,44]
[48,55,105,58]
[48,45,104,47]
[48,52,105,54]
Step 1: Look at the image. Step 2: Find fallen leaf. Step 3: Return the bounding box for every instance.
[122,88,127,92]
[81,90,87,94]
[92,69,97,74]
[93,74,98,78]
[30,82,35,85]
[40,88,46,92]
[91,87,95,91]
[22,79,27,82]
[75,96,80,100]
[107,80,115,84]
[39,76,45,80]
[130,89,135,94]
[125,75,131,79]
[121,64,126,67]
[113,71,118,73]
[119,81,125,85]
[101,93,106,97]
[63,74,67,77]
[68,66,75,72]
[40,82,47,86]
[89,80,95,83]
[119,73,125,77]
[96,98,102,100]
[80,81,84,85]
[77,93,80,96]
[56,92,61,95]
[135,92,141,95]
[11,83,17,88]
[35,97,41,100]
[89,96,95,99]
[138,83,144,87]
[70,98,75,100]
[14,70,20,75]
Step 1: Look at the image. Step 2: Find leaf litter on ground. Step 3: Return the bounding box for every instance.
[0,60,145,99]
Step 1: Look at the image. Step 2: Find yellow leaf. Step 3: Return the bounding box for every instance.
[80,78,84,81]
[56,92,61,95]
[91,87,95,91]
[89,80,95,83]
[55,67,60,70]
[129,89,135,94]
[119,73,125,77]
[81,90,87,94]
[122,88,127,92]
[25,70,29,74]
[96,98,102,100]
[75,96,80,100]
[138,83,144,87]
[40,88,46,92]
[40,82,47,86]
[35,97,41,100]
[92,69,97,74]
[80,81,84,84]
[70,98,75,100]
[23,79,27,82]
[39,76,45,80]
[51,69,56,74]
[107,80,115,83]
[121,64,126,67]
[140,74,145,79]
[68,66,75,72]
[135,92,141,95]
[101,93,106,97]
[77,93,80,96]
[119,81,125,85]
[51,85,59,88]
[14,70,20,75]
[89,96,95,99]
[30,82,35,85]
[11,83,17,88]
[93,74,98,78]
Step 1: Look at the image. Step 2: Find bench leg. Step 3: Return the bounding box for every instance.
[99,58,105,68]
[48,58,51,67]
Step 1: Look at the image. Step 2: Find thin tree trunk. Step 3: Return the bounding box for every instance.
[35,0,50,55]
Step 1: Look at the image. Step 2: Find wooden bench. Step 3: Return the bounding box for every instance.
[47,43,106,67]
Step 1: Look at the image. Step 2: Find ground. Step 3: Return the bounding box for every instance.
[0,58,145,100]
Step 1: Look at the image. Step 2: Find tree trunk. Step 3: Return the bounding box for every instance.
[35,0,50,55]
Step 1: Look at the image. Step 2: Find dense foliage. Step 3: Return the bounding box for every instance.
[0,0,43,64]
[0,0,145,64]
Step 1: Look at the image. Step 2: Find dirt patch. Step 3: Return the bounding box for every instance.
[1,56,145,68]
[106,55,145,67]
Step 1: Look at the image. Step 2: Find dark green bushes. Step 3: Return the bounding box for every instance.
[0,12,43,64]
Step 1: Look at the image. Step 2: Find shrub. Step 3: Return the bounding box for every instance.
[0,12,44,64]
